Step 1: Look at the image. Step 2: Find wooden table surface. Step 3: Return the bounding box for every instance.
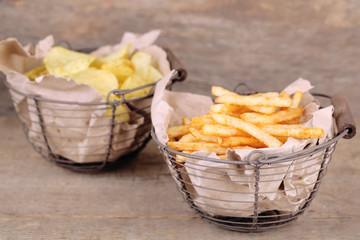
[0,0,359,239]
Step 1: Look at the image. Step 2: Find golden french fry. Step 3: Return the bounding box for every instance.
[211,113,283,148]
[167,125,190,139]
[178,133,197,142]
[275,136,288,143]
[211,104,226,113]
[246,105,278,114]
[211,104,251,115]
[175,154,187,163]
[212,86,280,98]
[268,123,305,128]
[254,92,280,98]
[218,136,266,148]
[191,116,216,129]
[290,90,303,108]
[201,124,249,137]
[240,107,303,125]
[182,116,191,125]
[189,128,218,143]
[215,94,292,107]
[280,116,301,124]
[224,104,251,114]
[233,146,255,150]
[279,91,292,110]
[261,125,324,139]
[280,90,291,99]
[212,86,236,96]
[217,154,227,160]
[167,142,229,155]
[211,88,279,114]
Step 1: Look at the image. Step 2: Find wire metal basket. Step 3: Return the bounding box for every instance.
[2,47,186,171]
[152,86,356,232]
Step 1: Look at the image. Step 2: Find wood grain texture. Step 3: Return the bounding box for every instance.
[0,0,359,238]
[0,0,359,114]
[0,115,359,239]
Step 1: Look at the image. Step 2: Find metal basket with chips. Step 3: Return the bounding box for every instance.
[151,82,356,232]
[1,32,187,171]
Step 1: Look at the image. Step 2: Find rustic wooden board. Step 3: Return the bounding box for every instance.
[0,116,359,239]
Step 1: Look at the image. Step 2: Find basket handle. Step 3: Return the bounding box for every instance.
[162,47,187,83]
[331,93,356,139]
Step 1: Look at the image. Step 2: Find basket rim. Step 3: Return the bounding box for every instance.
[3,75,158,106]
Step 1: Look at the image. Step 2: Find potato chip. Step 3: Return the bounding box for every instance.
[120,73,150,99]
[146,65,163,84]
[101,59,135,85]
[102,43,131,63]
[130,51,163,83]
[24,64,48,81]
[106,95,130,122]
[131,51,152,78]
[44,46,96,77]
[90,58,104,69]
[68,68,118,99]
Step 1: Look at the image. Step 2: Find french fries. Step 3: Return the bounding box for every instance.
[166,85,324,163]
[260,124,324,139]
[201,124,249,137]
[240,107,304,125]
[215,94,292,107]
[211,113,283,148]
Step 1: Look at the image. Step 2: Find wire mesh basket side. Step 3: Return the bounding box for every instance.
[155,128,340,232]
[7,81,155,171]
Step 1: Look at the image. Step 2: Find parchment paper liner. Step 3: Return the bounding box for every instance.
[152,73,334,217]
[1,30,171,163]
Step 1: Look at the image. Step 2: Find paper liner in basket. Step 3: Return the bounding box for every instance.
[152,74,334,217]
[1,30,171,163]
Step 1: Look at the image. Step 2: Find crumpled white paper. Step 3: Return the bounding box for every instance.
[152,74,335,217]
[1,30,171,163]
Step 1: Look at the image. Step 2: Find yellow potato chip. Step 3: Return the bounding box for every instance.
[102,43,131,63]
[120,73,150,99]
[106,95,130,122]
[131,51,152,78]
[44,46,96,77]
[68,68,118,99]
[101,59,135,85]
[24,65,48,81]
[89,58,104,69]
[146,65,163,84]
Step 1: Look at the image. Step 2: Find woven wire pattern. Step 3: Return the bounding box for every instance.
[154,128,344,232]
[5,78,157,171]
[152,86,348,232]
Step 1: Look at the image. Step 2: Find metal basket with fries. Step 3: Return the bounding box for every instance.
[152,84,356,232]
[2,47,186,171]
